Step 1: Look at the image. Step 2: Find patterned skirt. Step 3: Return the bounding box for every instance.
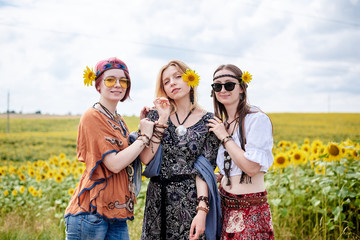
[141,175,206,240]
[219,185,274,240]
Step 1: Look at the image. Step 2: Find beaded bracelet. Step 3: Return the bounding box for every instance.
[155,122,168,128]
[137,134,150,147]
[197,196,209,208]
[220,135,233,146]
[196,206,209,214]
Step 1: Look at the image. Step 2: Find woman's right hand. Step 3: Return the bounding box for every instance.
[207,116,228,141]
[139,118,154,138]
[140,106,151,120]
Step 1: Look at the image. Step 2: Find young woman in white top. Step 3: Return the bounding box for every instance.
[207,64,275,239]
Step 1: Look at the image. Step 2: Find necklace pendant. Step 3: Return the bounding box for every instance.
[114,115,120,122]
[175,125,187,137]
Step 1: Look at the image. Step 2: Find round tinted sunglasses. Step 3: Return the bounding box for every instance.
[211,82,240,92]
[104,77,129,88]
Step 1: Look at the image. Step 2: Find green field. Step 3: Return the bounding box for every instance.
[0,113,359,239]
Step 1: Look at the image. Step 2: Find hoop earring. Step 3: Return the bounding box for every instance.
[190,88,194,104]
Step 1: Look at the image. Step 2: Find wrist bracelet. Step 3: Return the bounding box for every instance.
[137,134,150,147]
[197,196,209,208]
[220,135,232,146]
[155,122,168,128]
[196,206,209,214]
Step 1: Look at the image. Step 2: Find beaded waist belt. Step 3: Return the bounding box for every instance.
[220,191,267,209]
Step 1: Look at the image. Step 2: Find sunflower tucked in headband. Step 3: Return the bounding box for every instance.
[213,70,253,85]
[83,67,95,86]
[82,62,129,87]
[241,71,252,84]
[182,69,200,88]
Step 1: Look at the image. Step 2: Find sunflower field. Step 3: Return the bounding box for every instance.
[0,113,359,239]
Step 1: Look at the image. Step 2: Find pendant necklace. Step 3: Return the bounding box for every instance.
[174,109,194,137]
[224,117,239,130]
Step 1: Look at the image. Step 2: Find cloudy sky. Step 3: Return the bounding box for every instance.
[0,0,359,116]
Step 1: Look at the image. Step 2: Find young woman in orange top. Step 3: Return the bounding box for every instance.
[64,57,154,240]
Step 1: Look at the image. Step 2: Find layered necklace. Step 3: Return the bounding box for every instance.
[223,118,239,186]
[174,109,194,137]
[95,102,127,137]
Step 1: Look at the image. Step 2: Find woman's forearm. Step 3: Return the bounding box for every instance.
[103,138,148,173]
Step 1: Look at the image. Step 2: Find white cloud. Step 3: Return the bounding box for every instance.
[0,0,359,115]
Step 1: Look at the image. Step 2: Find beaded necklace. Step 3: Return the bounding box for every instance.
[223,120,238,186]
[94,102,127,137]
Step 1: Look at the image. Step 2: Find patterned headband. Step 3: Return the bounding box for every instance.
[95,62,129,80]
[213,74,239,81]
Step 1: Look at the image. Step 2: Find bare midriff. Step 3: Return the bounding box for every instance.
[221,172,265,195]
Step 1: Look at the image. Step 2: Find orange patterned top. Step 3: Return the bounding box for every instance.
[65,107,136,220]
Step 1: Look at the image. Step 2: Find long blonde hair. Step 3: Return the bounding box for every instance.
[155,60,198,113]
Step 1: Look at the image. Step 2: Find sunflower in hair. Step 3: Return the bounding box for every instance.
[241,71,252,84]
[83,66,96,86]
[182,69,200,88]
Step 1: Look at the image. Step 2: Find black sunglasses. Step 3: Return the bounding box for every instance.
[211,82,240,92]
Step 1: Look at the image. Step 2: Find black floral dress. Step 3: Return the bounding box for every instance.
[141,110,219,240]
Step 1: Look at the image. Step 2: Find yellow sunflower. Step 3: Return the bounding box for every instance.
[291,149,306,165]
[28,186,35,193]
[19,186,25,194]
[31,190,38,197]
[28,168,35,178]
[83,66,95,86]
[182,69,200,88]
[315,165,325,175]
[68,188,75,196]
[19,173,26,181]
[291,143,299,150]
[311,139,323,149]
[301,144,311,155]
[12,189,18,196]
[350,148,360,160]
[241,71,252,84]
[273,153,288,169]
[325,142,343,161]
[55,174,63,183]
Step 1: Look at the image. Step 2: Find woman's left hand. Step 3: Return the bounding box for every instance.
[207,116,228,141]
[189,211,206,240]
[153,97,170,123]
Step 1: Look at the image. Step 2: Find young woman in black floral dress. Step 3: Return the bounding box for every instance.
[140,60,221,240]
